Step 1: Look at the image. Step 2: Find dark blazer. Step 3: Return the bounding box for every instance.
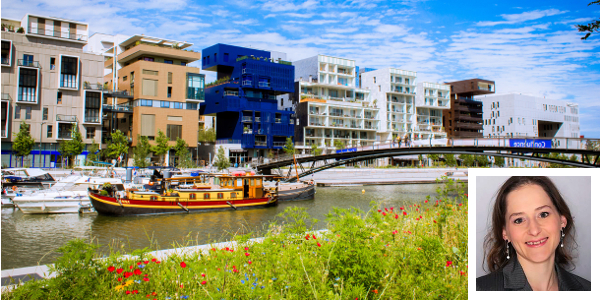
[476,258,591,291]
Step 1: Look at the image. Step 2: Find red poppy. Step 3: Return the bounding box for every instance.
[180,284,184,288]
[446,261,452,267]
[211,248,216,251]
[133,290,139,294]
[244,247,249,250]
[433,220,437,223]
[126,291,131,294]
[130,266,134,269]
[372,289,378,294]
[180,262,186,268]
[424,200,428,203]
[460,270,466,276]
[155,261,161,264]
[394,214,399,219]
[134,269,142,276]
[305,234,310,240]
[312,234,316,239]
[201,280,207,285]
[417,247,422,250]
[232,265,236,269]
[143,260,149,264]
[108,266,116,272]
[403,211,407,216]
[378,209,382,212]
[416,217,419,221]
[317,242,321,247]
[143,277,149,282]
[382,212,387,216]
[400,207,404,210]
[137,262,142,265]
[458,203,463,206]
[151,258,157,262]
[152,292,157,296]
[245,253,250,257]
[384,207,388,212]
[248,260,252,264]
[419,215,422,219]
[233,269,239,273]
[117,278,122,282]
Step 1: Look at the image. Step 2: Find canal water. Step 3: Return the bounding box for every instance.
[1,184,449,270]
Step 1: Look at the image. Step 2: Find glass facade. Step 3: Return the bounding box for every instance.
[187,73,205,100]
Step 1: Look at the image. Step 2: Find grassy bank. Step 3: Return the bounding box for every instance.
[2,177,468,299]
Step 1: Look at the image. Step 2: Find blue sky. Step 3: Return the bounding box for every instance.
[3,0,599,137]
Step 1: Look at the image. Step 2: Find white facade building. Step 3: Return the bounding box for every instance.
[415,82,451,139]
[361,68,417,143]
[293,55,378,151]
[478,93,580,139]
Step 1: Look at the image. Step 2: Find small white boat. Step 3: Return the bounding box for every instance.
[12,169,125,214]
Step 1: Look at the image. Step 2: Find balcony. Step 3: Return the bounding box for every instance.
[258,82,270,88]
[60,74,78,89]
[57,131,73,139]
[103,90,133,99]
[83,82,103,90]
[2,93,11,101]
[27,28,88,42]
[242,80,252,86]
[56,114,78,122]
[274,118,281,123]
[256,129,264,134]
[224,90,239,97]
[273,141,286,147]
[1,57,9,66]
[255,117,261,122]
[116,43,200,65]
[85,116,100,123]
[255,141,267,146]
[242,116,252,123]
[18,59,41,68]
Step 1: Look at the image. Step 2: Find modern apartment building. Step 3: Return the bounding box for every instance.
[361,67,416,144]
[415,82,451,139]
[443,78,495,138]
[292,55,377,152]
[478,93,580,140]
[99,34,203,164]
[200,44,295,163]
[1,14,104,168]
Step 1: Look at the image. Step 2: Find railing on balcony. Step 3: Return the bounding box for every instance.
[102,103,133,113]
[258,82,270,88]
[83,82,103,90]
[60,74,77,89]
[104,90,132,98]
[273,141,286,147]
[290,119,294,125]
[57,131,73,139]
[85,116,100,123]
[56,114,78,122]
[242,116,252,122]
[28,28,88,41]
[17,87,36,102]
[2,93,11,101]
[224,90,239,97]
[242,80,252,86]
[255,141,267,146]
[17,59,41,68]
[243,129,253,134]
[274,118,281,123]
[1,57,9,65]
[256,129,264,134]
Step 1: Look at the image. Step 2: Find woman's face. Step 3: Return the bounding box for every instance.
[502,184,567,265]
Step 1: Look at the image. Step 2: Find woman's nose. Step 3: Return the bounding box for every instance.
[528,219,541,236]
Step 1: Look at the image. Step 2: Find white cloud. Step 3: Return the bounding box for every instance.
[477,9,568,26]
[234,19,259,25]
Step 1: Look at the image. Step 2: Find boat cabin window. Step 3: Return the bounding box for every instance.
[190,193,196,199]
[150,196,158,201]
[256,178,262,186]
[230,192,236,199]
[237,179,242,187]
[250,179,255,186]
[214,178,220,185]
[217,193,223,199]
[204,193,210,199]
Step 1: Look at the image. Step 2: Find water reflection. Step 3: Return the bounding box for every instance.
[2,184,448,270]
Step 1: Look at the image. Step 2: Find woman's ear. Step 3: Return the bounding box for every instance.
[560,215,567,228]
[502,228,508,240]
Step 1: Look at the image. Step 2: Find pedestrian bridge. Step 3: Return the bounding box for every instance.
[256,145,599,182]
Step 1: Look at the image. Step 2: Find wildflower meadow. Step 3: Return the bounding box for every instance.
[2,177,468,299]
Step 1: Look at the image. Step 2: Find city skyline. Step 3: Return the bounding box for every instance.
[2,0,598,137]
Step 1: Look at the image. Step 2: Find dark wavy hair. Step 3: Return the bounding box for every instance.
[483,176,575,272]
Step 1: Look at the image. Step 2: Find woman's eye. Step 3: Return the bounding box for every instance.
[540,212,550,218]
[513,218,523,224]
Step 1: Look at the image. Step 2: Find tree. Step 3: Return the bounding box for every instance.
[475,155,490,167]
[459,154,475,167]
[151,130,171,166]
[427,154,440,167]
[444,153,457,167]
[577,1,600,40]
[417,154,424,167]
[12,121,35,167]
[85,142,100,166]
[493,156,505,168]
[198,127,216,143]
[283,137,296,156]
[173,138,194,168]
[60,126,85,168]
[586,140,599,151]
[106,130,129,167]
[214,146,230,171]
[333,140,346,150]
[133,135,151,168]
[311,143,322,156]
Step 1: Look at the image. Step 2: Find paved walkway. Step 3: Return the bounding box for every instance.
[303,167,468,186]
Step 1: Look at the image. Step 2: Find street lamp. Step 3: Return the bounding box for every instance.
[39,121,46,168]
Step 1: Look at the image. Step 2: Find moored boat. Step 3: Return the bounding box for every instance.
[264,179,316,202]
[89,173,277,216]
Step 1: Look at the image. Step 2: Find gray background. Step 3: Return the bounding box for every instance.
[475,176,591,281]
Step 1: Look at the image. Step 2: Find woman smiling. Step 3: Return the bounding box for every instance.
[476,176,591,291]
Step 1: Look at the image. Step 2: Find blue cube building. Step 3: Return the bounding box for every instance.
[200,44,295,163]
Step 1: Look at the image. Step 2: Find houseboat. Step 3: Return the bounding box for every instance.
[88,173,277,216]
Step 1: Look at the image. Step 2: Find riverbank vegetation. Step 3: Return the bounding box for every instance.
[2,178,468,299]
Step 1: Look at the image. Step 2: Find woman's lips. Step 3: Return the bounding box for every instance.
[525,237,548,247]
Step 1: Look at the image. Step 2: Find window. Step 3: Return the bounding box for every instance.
[85,92,101,123]
[139,99,153,106]
[23,54,33,63]
[214,53,217,62]
[57,92,62,104]
[186,103,198,110]
[217,193,223,199]
[123,76,127,81]
[25,107,31,119]
[42,107,48,120]
[224,53,229,62]
[142,57,154,62]
[50,57,56,70]
[142,69,158,75]
[164,60,173,64]
[181,62,186,66]
[141,114,155,137]
[166,124,182,141]
[60,56,78,88]
[187,73,204,100]
[47,125,53,138]
[161,101,170,108]
[86,127,95,139]
[204,193,210,199]
[168,72,172,84]
[173,102,183,109]
[142,79,158,96]
[230,192,236,199]
[373,77,376,84]
[15,106,20,119]
[167,87,172,98]
[190,193,196,199]
[18,68,38,102]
